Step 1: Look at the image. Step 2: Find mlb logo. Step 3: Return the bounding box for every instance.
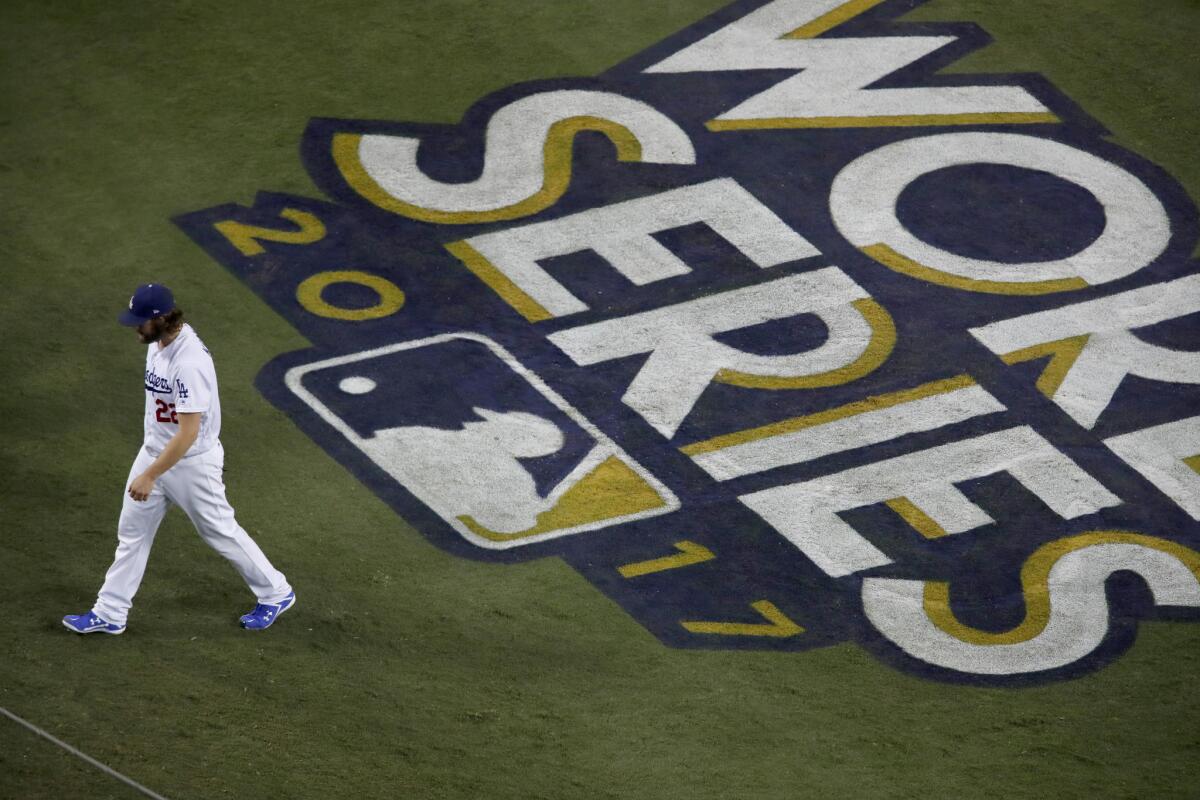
[284,333,679,548]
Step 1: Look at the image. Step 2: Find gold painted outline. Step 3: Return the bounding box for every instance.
[707,113,1060,131]
[443,240,553,323]
[681,374,975,456]
[923,531,1200,646]
[332,117,642,225]
[885,497,950,539]
[999,335,1091,399]
[861,243,1088,295]
[714,298,896,389]
[784,0,890,39]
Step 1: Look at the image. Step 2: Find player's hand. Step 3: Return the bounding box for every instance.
[128,473,156,502]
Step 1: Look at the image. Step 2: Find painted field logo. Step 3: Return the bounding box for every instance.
[177,0,1200,684]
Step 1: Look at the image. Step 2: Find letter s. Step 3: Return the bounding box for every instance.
[331,90,696,224]
[861,531,1200,676]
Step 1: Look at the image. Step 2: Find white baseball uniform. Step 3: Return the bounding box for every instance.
[92,324,291,626]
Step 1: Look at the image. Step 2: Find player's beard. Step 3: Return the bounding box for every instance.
[136,318,169,344]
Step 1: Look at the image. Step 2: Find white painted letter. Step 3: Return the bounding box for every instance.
[446,178,817,320]
[970,275,1200,428]
[646,0,1052,128]
[332,90,695,223]
[831,133,1171,293]
[862,532,1200,675]
[548,269,894,438]
[1105,416,1200,520]
[739,427,1121,577]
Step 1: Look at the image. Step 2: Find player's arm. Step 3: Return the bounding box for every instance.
[128,413,201,501]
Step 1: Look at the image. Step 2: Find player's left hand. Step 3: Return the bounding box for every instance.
[128,473,156,502]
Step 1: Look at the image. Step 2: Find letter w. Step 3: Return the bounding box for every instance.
[645,0,1055,129]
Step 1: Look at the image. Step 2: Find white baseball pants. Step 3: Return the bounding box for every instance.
[93,443,292,627]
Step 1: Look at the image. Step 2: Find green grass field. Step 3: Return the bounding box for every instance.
[3,1,1199,798]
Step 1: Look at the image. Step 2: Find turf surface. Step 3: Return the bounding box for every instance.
[2,1,1198,798]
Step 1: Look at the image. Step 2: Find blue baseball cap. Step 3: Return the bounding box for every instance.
[118,283,176,326]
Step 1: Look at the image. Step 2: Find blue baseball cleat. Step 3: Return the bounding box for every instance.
[239,591,295,630]
[62,611,126,635]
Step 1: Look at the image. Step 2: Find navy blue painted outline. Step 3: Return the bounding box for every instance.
[171,0,1200,685]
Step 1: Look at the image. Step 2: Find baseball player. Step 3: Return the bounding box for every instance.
[63,283,294,634]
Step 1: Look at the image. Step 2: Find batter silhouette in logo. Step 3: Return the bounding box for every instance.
[361,407,566,534]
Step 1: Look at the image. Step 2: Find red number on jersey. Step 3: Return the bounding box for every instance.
[155,399,179,424]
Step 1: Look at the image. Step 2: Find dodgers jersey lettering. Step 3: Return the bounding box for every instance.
[143,324,221,457]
